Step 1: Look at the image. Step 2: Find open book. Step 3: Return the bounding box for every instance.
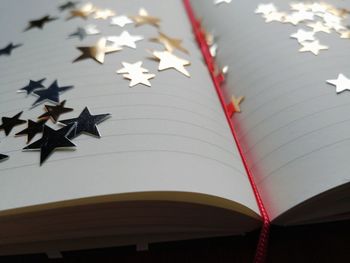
[0,0,349,256]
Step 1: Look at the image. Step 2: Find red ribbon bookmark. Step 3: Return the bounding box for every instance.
[182,1,271,262]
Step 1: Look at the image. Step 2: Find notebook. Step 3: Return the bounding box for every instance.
[0,0,349,257]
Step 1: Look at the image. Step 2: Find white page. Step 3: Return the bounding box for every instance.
[190,0,350,220]
[0,0,259,217]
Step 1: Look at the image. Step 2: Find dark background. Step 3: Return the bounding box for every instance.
[1,220,350,263]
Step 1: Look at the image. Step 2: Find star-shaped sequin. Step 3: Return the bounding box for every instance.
[107,31,143,49]
[0,154,9,162]
[290,29,315,43]
[150,32,188,54]
[0,111,26,136]
[17,78,46,95]
[73,38,121,64]
[59,1,79,11]
[15,119,47,143]
[67,3,96,20]
[327,74,350,93]
[0,43,22,56]
[59,107,110,139]
[110,15,133,27]
[38,100,73,123]
[151,50,191,77]
[117,61,155,87]
[24,15,57,31]
[32,80,73,106]
[23,124,76,165]
[130,8,160,28]
[69,24,100,40]
[299,40,328,55]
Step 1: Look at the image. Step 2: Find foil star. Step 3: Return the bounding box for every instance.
[290,29,315,43]
[263,12,286,23]
[117,61,155,87]
[306,21,331,33]
[17,78,45,95]
[110,15,133,27]
[130,8,160,28]
[24,15,57,31]
[59,107,110,139]
[299,40,328,55]
[117,61,149,75]
[38,100,73,123]
[327,74,350,93]
[227,95,244,117]
[290,2,311,12]
[150,32,188,54]
[15,119,47,143]
[69,24,100,40]
[340,31,350,39]
[0,111,26,136]
[73,38,121,64]
[107,31,143,49]
[59,1,79,11]
[283,14,303,25]
[255,3,277,15]
[151,50,191,77]
[0,154,9,162]
[0,43,22,56]
[67,3,96,20]
[32,80,73,106]
[93,9,115,19]
[23,124,76,165]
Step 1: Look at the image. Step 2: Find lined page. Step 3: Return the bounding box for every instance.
[190,0,350,220]
[0,0,259,216]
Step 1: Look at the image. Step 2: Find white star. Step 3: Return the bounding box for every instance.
[290,2,311,12]
[255,3,277,15]
[117,61,148,75]
[283,13,304,25]
[93,9,115,20]
[214,0,232,5]
[293,10,314,21]
[290,29,315,43]
[306,21,331,33]
[327,74,350,93]
[263,12,286,23]
[110,15,133,27]
[299,40,328,55]
[152,50,191,77]
[116,61,155,87]
[107,31,143,49]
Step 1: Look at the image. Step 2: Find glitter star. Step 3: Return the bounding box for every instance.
[327,74,350,93]
[150,32,188,54]
[151,50,190,77]
[73,38,121,64]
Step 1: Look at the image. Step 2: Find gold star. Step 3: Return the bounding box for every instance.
[73,38,121,64]
[306,21,331,33]
[263,12,286,23]
[339,30,350,39]
[67,3,96,20]
[299,40,328,55]
[150,32,188,54]
[130,8,160,27]
[228,95,244,115]
[151,50,191,77]
[93,9,115,19]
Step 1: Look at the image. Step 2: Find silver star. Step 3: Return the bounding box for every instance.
[255,3,277,15]
[107,31,143,49]
[327,74,350,93]
[93,9,115,20]
[116,61,155,87]
[69,24,100,40]
[306,21,331,33]
[151,50,191,77]
[263,12,286,23]
[290,29,315,43]
[299,40,328,55]
[110,15,133,27]
[117,61,149,75]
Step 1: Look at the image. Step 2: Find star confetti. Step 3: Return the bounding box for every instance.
[151,50,191,77]
[227,95,244,117]
[117,61,155,87]
[290,29,315,43]
[38,100,73,123]
[15,119,47,143]
[214,0,232,5]
[110,15,133,27]
[24,15,57,31]
[255,3,277,15]
[306,21,331,33]
[32,80,74,106]
[0,43,22,56]
[107,31,143,49]
[0,111,26,136]
[67,3,96,20]
[93,9,115,20]
[327,74,350,93]
[59,107,110,139]
[73,37,121,64]
[150,32,188,54]
[130,8,160,28]
[59,1,79,12]
[69,24,100,40]
[17,78,45,95]
[299,40,328,55]
[0,154,9,162]
[23,124,77,165]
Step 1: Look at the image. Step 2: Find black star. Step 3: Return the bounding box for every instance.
[15,119,47,143]
[60,107,110,139]
[18,78,46,95]
[24,15,58,31]
[0,111,26,136]
[0,154,9,162]
[59,1,79,11]
[0,43,22,56]
[23,124,76,165]
[38,100,73,123]
[32,80,74,107]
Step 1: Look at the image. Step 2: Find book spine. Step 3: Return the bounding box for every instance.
[182,1,270,262]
